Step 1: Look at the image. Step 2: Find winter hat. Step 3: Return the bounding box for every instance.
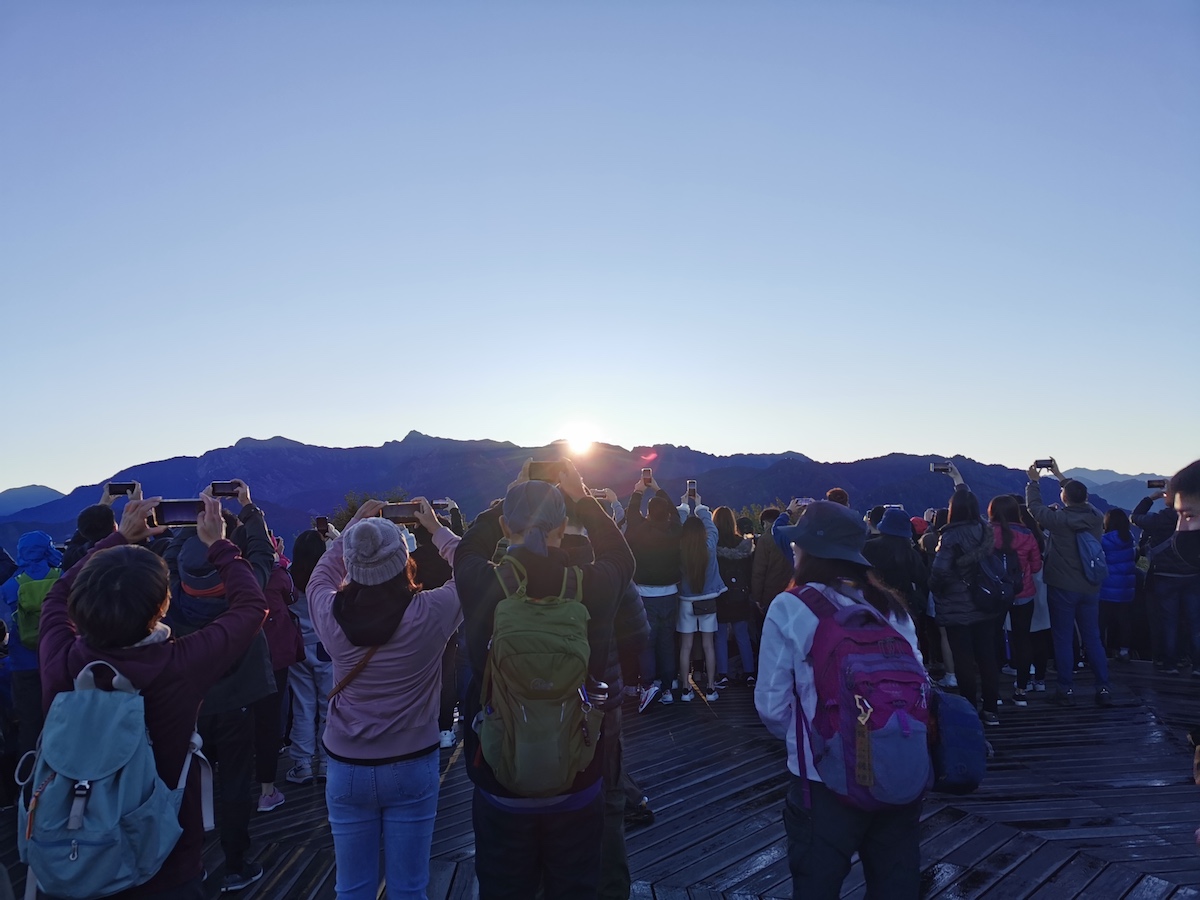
[16,531,63,568]
[879,508,913,538]
[910,517,930,536]
[503,481,567,556]
[343,517,409,586]
[774,500,870,566]
[178,536,223,595]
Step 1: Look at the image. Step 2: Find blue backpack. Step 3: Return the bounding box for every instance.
[1075,529,1109,586]
[928,688,988,794]
[17,661,213,899]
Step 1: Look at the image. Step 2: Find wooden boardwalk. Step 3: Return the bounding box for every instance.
[4,661,1200,898]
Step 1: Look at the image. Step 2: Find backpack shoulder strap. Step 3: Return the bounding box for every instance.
[560,566,583,602]
[787,585,838,620]
[74,660,138,694]
[15,573,29,586]
[495,556,528,599]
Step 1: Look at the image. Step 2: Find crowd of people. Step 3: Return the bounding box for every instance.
[0,455,1198,900]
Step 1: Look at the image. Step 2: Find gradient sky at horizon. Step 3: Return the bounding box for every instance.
[2,1,1197,495]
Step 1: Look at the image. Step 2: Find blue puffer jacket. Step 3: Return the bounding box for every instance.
[1099,531,1137,603]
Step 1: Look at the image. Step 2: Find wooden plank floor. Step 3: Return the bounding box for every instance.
[4,660,1200,898]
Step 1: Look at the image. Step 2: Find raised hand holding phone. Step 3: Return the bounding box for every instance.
[119,498,169,544]
[196,495,227,547]
[411,497,442,533]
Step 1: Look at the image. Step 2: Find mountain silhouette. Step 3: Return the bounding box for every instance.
[0,433,1108,554]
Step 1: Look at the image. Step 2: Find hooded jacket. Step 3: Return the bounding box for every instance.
[1025,482,1105,594]
[929,519,996,626]
[38,531,267,897]
[0,532,64,672]
[715,536,754,622]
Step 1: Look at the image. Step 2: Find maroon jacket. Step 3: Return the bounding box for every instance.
[39,531,267,897]
[263,564,305,671]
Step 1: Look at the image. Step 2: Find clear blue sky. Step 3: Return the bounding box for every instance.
[2,1,1197,494]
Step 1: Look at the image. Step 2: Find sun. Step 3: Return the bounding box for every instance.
[562,423,597,457]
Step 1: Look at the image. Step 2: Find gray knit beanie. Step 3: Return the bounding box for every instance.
[343,517,409,586]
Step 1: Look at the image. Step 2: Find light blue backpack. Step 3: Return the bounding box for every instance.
[16,661,213,899]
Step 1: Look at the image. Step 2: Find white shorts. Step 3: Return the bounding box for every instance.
[677,599,718,634]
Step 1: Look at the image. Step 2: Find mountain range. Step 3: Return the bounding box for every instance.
[0,432,1138,555]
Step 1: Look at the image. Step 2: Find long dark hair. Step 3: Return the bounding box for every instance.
[988,495,1020,552]
[947,490,981,525]
[290,530,328,592]
[1104,508,1133,543]
[713,506,741,549]
[788,553,910,622]
[680,516,709,595]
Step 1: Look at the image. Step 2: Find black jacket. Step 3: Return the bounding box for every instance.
[863,534,929,614]
[929,520,995,626]
[623,489,682,587]
[716,537,754,623]
[454,496,636,797]
[1132,499,1197,577]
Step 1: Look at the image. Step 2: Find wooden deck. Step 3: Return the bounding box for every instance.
[5,660,1200,898]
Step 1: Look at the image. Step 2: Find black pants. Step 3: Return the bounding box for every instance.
[438,631,459,731]
[783,777,921,900]
[1009,602,1035,689]
[472,787,604,900]
[598,709,629,900]
[251,668,290,784]
[1100,602,1134,653]
[11,669,43,758]
[198,707,254,874]
[945,619,1000,713]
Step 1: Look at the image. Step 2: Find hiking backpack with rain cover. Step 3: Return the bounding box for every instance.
[477,556,604,797]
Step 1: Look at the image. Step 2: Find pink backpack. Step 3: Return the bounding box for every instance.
[791,586,932,810]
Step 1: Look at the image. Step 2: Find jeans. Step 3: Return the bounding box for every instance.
[472,786,604,900]
[944,619,1000,713]
[325,751,440,900]
[197,708,254,874]
[783,777,921,900]
[1150,575,1200,668]
[716,620,756,677]
[638,594,678,686]
[288,653,332,766]
[598,708,630,900]
[1047,586,1109,690]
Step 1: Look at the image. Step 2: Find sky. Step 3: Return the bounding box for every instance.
[2,1,1197,495]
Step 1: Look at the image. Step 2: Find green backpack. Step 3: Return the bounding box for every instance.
[478,556,603,798]
[16,568,61,650]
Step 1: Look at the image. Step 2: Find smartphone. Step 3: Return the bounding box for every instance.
[431,501,452,513]
[642,467,653,487]
[930,463,951,474]
[686,480,697,499]
[590,488,609,499]
[794,497,816,507]
[153,499,204,527]
[1034,459,1055,470]
[528,461,562,483]
[1147,479,1168,490]
[315,516,329,537]
[106,482,136,495]
[381,502,422,523]
[210,481,240,498]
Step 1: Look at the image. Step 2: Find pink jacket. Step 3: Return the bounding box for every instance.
[992,524,1043,601]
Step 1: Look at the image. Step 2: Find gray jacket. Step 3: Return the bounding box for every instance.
[1026,481,1104,594]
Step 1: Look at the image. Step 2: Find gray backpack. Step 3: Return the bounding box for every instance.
[17,661,213,899]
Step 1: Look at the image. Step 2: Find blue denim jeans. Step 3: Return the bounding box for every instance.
[1150,575,1200,668]
[716,620,756,676]
[1046,586,1109,690]
[325,750,440,900]
[638,594,678,685]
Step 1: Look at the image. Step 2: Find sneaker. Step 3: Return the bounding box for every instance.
[1116,649,1131,664]
[681,689,696,702]
[980,711,1000,726]
[221,863,265,892]
[1163,666,1180,675]
[285,762,314,785]
[439,729,457,749]
[1053,689,1076,707]
[624,797,654,827]
[1012,690,1028,707]
[937,673,958,689]
[1096,687,1114,707]
[1032,680,1047,692]
[745,673,757,686]
[659,690,674,705]
[638,684,661,713]
[1001,665,1017,676]
[256,789,285,813]
[996,698,1004,707]
[713,674,729,690]
[703,690,718,702]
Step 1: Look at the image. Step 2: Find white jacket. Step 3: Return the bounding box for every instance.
[754,583,923,780]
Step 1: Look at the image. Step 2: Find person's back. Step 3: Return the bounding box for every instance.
[36,496,266,898]
[751,509,792,613]
[1025,477,1104,594]
[863,509,927,611]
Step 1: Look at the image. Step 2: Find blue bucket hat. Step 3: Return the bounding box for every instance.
[878,508,913,539]
[503,481,567,556]
[775,500,871,566]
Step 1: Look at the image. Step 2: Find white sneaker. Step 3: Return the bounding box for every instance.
[938,673,958,689]
[681,689,695,702]
[659,690,674,705]
[638,684,661,713]
[285,762,314,785]
[703,690,718,702]
[439,729,457,749]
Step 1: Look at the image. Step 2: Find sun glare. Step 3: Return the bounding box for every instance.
[563,424,597,457]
